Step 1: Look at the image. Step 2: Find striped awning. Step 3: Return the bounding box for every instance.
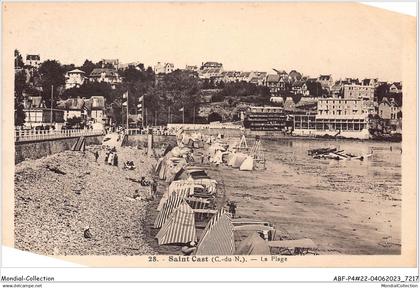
[168,180,195,194]
[156,201,197,245]
[157,181,195,211]
[185,196,210,210]
[154,193,184,228]
[195,210,235,255]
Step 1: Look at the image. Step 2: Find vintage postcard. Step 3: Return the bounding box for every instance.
[2,2,417,271]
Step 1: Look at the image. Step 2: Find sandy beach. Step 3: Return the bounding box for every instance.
[205,138,401,255]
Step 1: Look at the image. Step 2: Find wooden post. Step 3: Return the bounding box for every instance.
[126,90,129,131]
[147,128,153,157]
[50,85,53,127]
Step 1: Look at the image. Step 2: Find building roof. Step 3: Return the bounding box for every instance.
[102,59,119,64]
[57,97,85,110]
[200,68,222,74]
[26,54,40,61]
[391,82,402,90]
[273,69,287,75]
[331,83,343,91]
[381,97,401,107]
[67,69,85,74]
[90,68,119,78]
[266,74,280,83]
[319,75,332,81]
[289,70,302,78]
[202,61,222,67]
[292,81,305,87]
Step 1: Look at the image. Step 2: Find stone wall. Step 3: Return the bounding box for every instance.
[124,135,177,148]
[15,135,103,164]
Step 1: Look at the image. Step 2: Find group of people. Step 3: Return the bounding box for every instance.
[104,147,119,166]
[140,176,158,200]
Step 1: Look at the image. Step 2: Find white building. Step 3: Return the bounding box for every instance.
[317,98,373,119]
[343,84,374,101]
[89,68,121,89]
[65,69,86,89]
[25,54,41,68]
[154,62,174,74]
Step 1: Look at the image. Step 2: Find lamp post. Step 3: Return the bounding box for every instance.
[50,85,53,128]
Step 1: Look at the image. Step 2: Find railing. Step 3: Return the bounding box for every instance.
[167,123,242,130]
[15,128,104,143]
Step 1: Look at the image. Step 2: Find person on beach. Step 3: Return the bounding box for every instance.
[94,151,99,162]
[113,153,118,167]
[108,152,114,165]
[227,201,237,218]
[104,150,110,164]
[181,241,197,256]
[140,176,148,186]
[148,179,157,200]
[151,180,157,199]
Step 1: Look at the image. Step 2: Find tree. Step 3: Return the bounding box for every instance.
[38,60,66,107]
[15,71,27,127]
[374,83,389,103]
[62,64,76,72]
[291,94,302,104]
[145,66,155,82]
[14,49,24,68]
[97,61,115,69]
[121,66,144,83]
[62,81,114,101]
[208,112,223,123]
[147,70,200,124]
[305,81,323,97]
[66,116,84,129]
[80,59,96,75]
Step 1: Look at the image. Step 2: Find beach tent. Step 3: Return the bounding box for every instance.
[195,210,235,255]
[154,193,185,228]
[232,153,248,168]
[156,201,197,245]
[235,232,270,255]
[239,156,254,171]
[185,196,210,210]
[163,144,173,156]
[155,157,163,173]
[168,180,195,195]
[227,153,236,166]
[157,180,195,211]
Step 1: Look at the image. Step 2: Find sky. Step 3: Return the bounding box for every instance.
[4,2,416,82]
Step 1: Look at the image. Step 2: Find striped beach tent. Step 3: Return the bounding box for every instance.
[168,180,195,195]
[195,209,235,255]
[154,192,184,228]
[155,201,197,245]
[157,181,194,211]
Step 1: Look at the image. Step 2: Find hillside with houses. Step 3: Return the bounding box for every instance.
[14,50,402,139]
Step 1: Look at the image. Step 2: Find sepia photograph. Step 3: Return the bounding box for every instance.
[2,2,417,270]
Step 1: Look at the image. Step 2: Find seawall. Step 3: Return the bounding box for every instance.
[15,135,104,164]
[124,135,177,148]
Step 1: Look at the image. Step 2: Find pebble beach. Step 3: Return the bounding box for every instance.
[14,146,157,256]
